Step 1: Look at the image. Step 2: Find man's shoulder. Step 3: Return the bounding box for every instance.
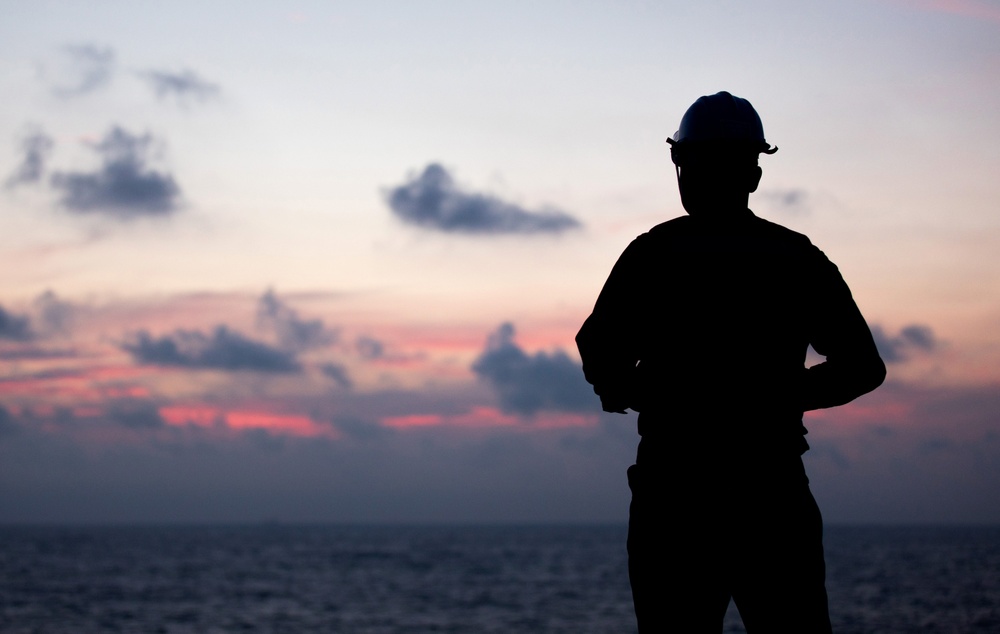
[750,212,808,236]
[748,214,841,273]
[641,215,695,241]
[648,215,693,232]
[748,214,816,247]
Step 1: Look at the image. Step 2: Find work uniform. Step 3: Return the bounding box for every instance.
[576,208,885,633]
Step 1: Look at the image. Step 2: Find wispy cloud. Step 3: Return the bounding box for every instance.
[44,44,116,97]
[384,164,582,235]
[871,323,939,363]
[139,68,220,104]
[50,127,182,218]
[472,323,596,416]
[4,127,54,189]
[122,327,301,373]
[758,188,812,215]
[256,290,337,352]
[319,362,353,389]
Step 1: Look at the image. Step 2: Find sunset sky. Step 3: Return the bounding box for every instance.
[1,0,998,524]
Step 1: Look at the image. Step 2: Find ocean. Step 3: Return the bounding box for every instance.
[1,525,998,633]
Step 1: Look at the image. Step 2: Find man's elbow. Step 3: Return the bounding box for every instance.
[860,356,887,395]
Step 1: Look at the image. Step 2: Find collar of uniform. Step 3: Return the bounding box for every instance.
[690,206,756,224]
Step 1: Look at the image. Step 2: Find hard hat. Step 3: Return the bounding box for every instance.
[667,91,777,155]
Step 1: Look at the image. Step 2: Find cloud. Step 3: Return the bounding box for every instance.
[45,44,116,97]
[0,405,18,435]
[122,326,301,373]
[50,127,182,218]
[320,362,353,389]
[256,290,337,351]
[871,324,938,363]
[384,163,582,235]
[759,188,811,215]
[106,401,166,429]
[139,69,220,104]
[351,334,425,366]
[472,323,597,416]
[32,290,75,336]
[332,415,387,440]
[355,336,385,360]
[4,127,54,189]
[0,305,33,341]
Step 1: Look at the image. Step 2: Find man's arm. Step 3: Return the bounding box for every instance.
[576,238,647,413]
[800,246,886,411]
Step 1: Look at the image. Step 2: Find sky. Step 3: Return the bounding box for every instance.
[0,0,998,524]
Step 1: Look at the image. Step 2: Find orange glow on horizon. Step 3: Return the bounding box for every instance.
[448,406,521,428]
[381,407,597,430]
[805,399,912,429]
[225,411,333,437]
[382,413,443,428]
[528,411,598,429]
[159,405,335,437]
[159,405,222,427]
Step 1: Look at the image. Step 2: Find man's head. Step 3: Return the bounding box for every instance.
[667,92,777,217]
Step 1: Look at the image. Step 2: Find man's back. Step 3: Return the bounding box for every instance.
[577,209,884,457]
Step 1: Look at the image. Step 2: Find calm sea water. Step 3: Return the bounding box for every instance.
[1,525,998,633]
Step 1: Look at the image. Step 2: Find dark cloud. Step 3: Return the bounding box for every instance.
[0,395,637,523]
[319,362,353,389]
[384,163,582,235]
[5,127,54,188]
[122,326,301,373]
[46,44,116,97]
[50,127,181,218]
[472,323,597,416]
[256,290,337,351]
[6,400,165,434]
[871,324,938,363]
[0,305,33,341]
[106,402,166,429]
[3,375,1000,524]
[0,405,18,436]
[918,437,955,455]
[139,69,220,104]
[332,415,388,440]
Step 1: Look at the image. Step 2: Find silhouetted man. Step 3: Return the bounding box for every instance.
[576,92,886,633]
